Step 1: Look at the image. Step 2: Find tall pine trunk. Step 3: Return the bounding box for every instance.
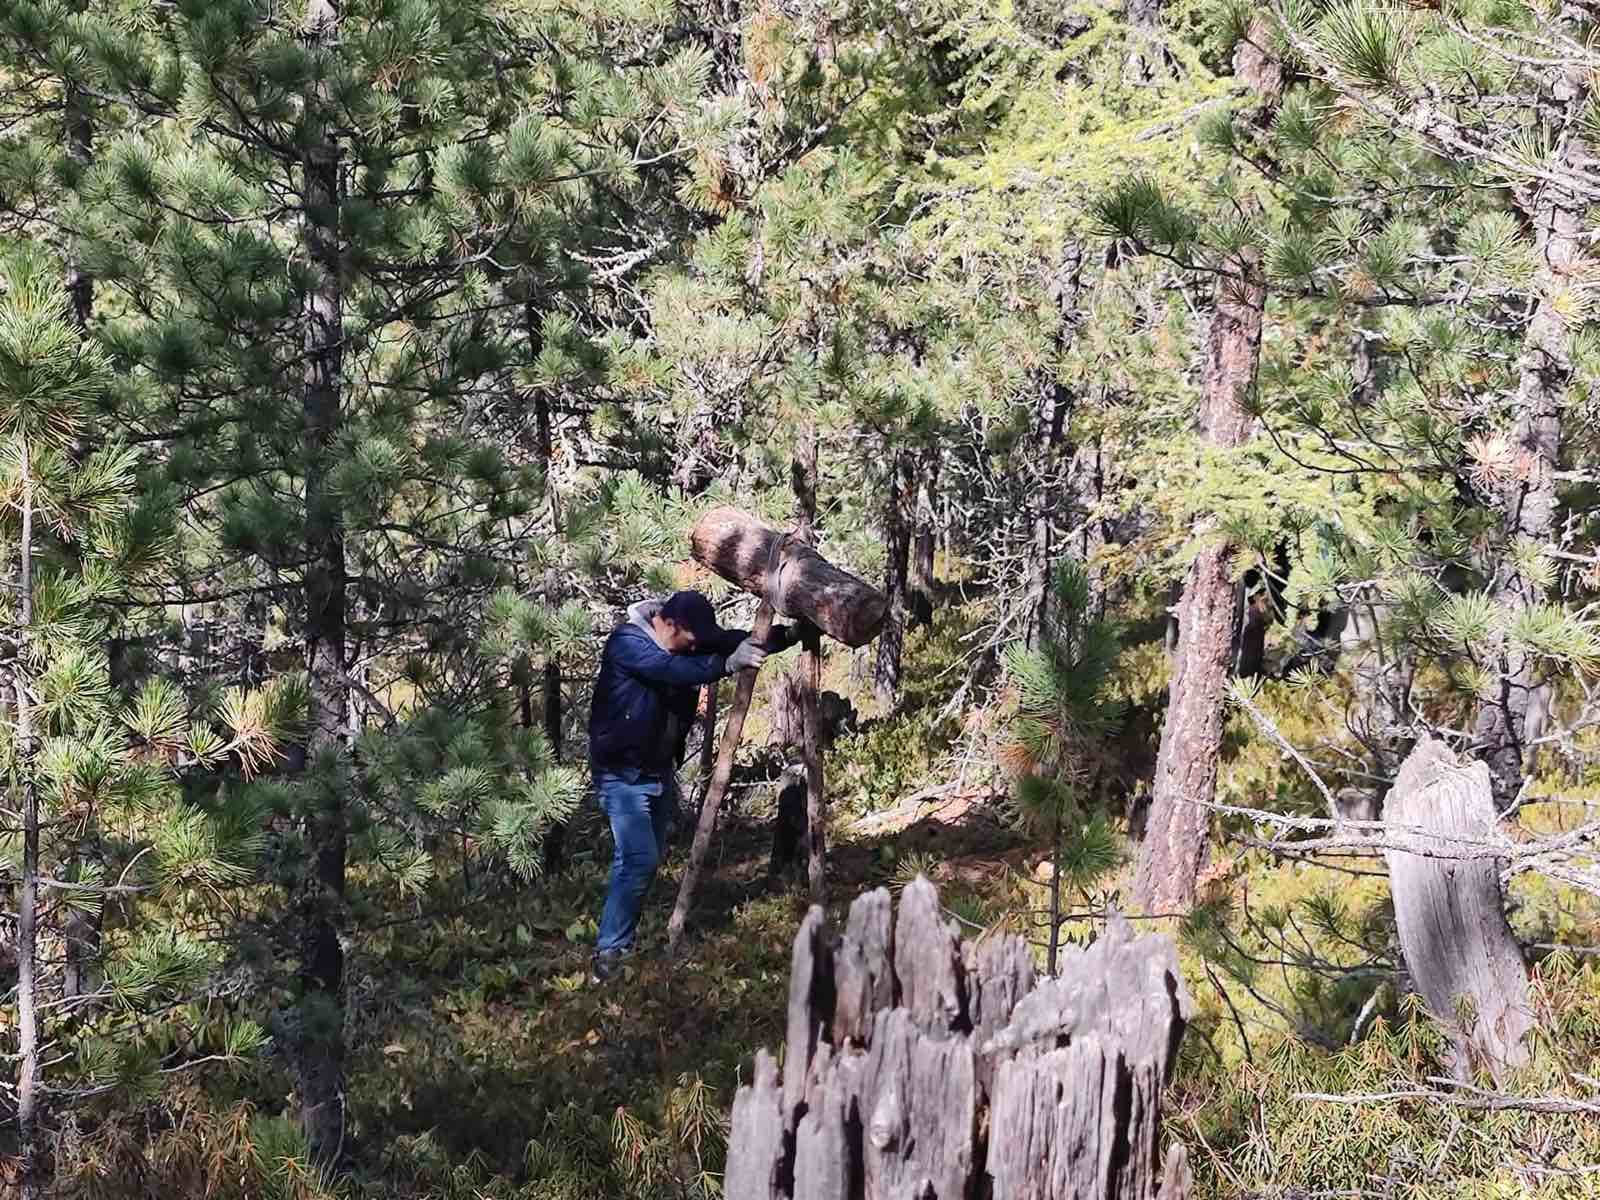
[62,72,101,1005]
[1130,19,1278,913]
[1131,249,1265,912]
[527,301,566,871]
[910,449,939,628]
[1472,89,1588,806]
[14,467,41,1200]
[1031,242,1088,644]
[297,0,348,1167]
[792,420,826,903]
[874,449,912,707]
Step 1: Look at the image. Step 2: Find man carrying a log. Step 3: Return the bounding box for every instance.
[588,590,803,983]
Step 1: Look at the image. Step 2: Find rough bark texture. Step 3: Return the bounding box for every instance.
[15,483,41,1200]
[910,449,939,628]
[792,422,828,905]
[874,452,913,705]
[1132,245,1264,913]
[691,506,887,648]
[297,0,349,1166]
[527,301,568,872]
[62,73,101,1006]
[1472,91,1588,806]
[1384,737,1534,1081]
[666,600,775,952]
[725,878,1193,1200]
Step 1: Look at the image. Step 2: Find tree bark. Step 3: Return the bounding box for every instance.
[297,0,348,1167]
[1384,737,1534,1080]
[1130,26,1277,913]
[690,506,886,647]
[62,72,101,1006]
[724,879,1193,1199]
[522,299,567,871]
[792,420,826,905]
[15,471,42,1200]
[1132,247,1265,913]
[1472,86,1588,806]
[874,451,913,706]
[910,449,939,628]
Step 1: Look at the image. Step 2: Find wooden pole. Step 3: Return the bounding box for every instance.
[666,599,775,953]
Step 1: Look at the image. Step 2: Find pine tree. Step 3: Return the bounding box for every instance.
[1002,560,1125,972]
[2,0,702,1162]
[0,246,294,1197]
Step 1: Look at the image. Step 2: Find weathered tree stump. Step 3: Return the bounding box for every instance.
[1384,736,1535,1080]
[691,506,887,648]
[725,878,1194,1199]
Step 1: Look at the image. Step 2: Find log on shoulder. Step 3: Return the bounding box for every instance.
[1384,736,1535,1081]
[691,505,888,648]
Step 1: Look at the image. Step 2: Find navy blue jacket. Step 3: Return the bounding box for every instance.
[588,615,792,775]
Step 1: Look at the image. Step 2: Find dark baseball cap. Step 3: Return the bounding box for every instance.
[659,590,721,647]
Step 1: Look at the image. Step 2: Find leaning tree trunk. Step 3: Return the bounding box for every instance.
[874,451,913,707]
[297,0,349,1167]
[1384,737,1534,1080]
[1473,93,1588,807]
[1131,247,1265,913]
[725,878,1193,1199]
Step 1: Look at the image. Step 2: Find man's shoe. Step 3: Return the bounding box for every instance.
[589,951,621,985]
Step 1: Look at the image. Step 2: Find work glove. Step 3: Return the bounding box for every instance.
[726,637,769,673]
[770,620,818,652]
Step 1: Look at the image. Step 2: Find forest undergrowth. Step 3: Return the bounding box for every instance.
[38,596,1600,1200]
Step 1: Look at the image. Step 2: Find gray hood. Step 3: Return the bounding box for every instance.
[628,599,664,632]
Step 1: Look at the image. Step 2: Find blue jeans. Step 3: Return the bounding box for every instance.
[595,770,679,955]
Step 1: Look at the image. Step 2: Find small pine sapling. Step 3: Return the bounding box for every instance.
[1001,559,1126,973]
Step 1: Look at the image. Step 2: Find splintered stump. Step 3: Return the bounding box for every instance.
[725,878,1194,1200]
[1384,737,1535,1080]
[691,506,887,647]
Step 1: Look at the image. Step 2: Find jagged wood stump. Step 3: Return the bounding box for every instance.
[1384,736,1535,1080]
[725,878,1194,1199]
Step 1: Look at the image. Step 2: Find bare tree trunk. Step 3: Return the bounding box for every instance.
[1130,25,1278,914]
[1067,436,1108,618]
[1132,249,1265,913]
[15,472,42,1200]
[527,300,567,871]
[1028,379,1070,647]
[297,0,348,1167]
[874,451,912,707]
[1036,241,1093,637]
[1384,738,1534,1079]
[1473,92,1588,807]
[910,450,939,628]
[62,73,100,1006]
[793,421,826,904]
